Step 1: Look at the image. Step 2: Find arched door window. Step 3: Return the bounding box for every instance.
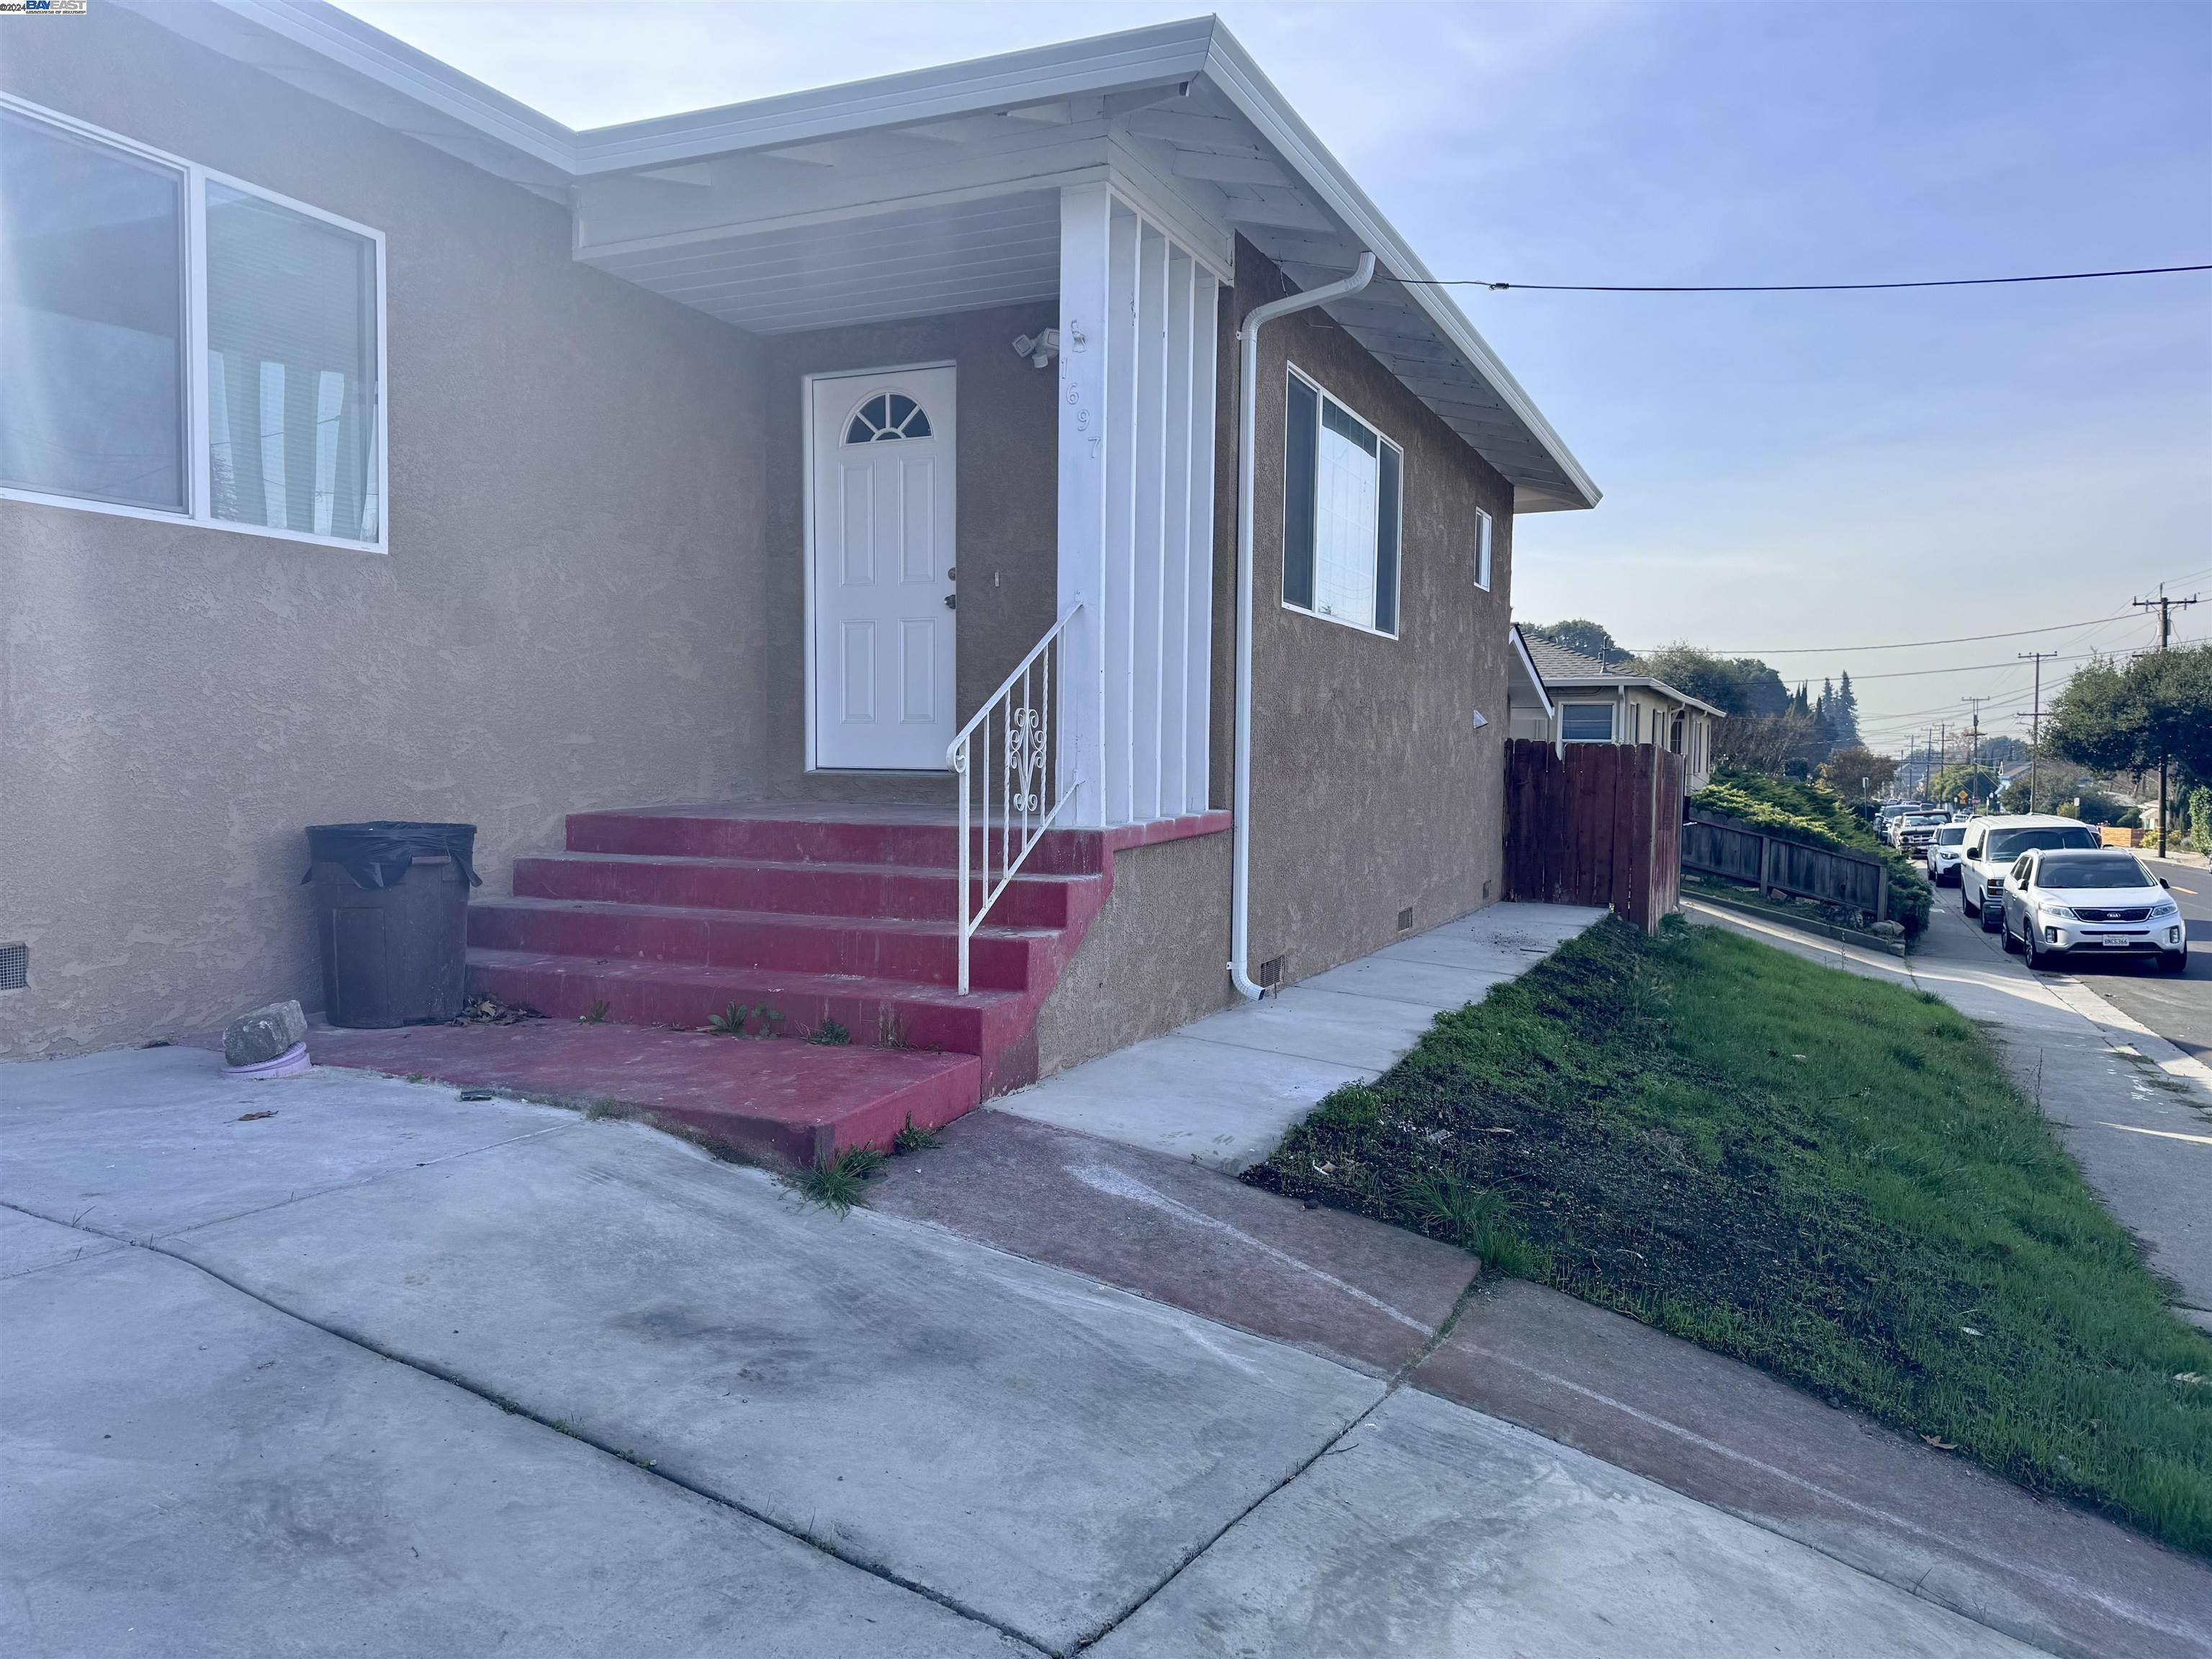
[844,392,932,444]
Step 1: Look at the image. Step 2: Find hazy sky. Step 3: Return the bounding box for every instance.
[342,0,2212,755]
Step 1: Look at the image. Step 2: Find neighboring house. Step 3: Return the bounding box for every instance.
[0,4,1599,1105]
[1511,638,1721,791]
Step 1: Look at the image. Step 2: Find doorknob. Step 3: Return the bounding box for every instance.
[943,593,957,610]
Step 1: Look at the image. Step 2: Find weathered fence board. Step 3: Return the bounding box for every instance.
[1503,741,1683,932]
[1679,809,1889,920]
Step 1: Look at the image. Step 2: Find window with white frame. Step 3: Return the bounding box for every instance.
[1560,702,1615,743]
[0,96,385,549]
[1474,508,1493,590]
[1282,367,1402,636]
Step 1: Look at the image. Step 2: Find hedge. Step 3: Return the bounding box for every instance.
[1692,768,1933,936]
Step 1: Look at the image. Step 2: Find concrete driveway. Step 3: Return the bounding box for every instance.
[1,1045,2060,1658]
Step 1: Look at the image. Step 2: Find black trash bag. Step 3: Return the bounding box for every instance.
[302,822,482,891]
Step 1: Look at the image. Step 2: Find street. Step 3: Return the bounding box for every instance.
[2073,855,2212,1064]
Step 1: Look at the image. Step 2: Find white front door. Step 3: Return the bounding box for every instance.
[809,366,958,770]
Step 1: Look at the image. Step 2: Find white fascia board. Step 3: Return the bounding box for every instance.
[1195,25,1600,511]
[162,0,580,177]
[1545,674,1727,719]
[570,19,1218,174]
[1509,626,1556,719]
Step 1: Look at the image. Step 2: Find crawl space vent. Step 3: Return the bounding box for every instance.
[0,943,27,992]
[1396,907,1415,932]
[1256,954,1285,989]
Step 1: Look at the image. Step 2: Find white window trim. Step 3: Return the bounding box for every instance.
[1281,363,1404,642]
[0,92,390,554]
[1475,507,1493,591]
[1559,701,1617,744]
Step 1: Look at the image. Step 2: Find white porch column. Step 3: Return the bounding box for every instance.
[1056,184,1112,830]
[1058,184,1224,831]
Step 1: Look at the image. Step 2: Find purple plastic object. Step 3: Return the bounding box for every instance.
[225,1041,310,1079]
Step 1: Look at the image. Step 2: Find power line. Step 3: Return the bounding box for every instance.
[1626,611,2134,657]
[1388,264,2212,294]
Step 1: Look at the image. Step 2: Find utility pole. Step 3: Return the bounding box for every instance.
[1936,722,1949,804]
[1960,698,1988,811]
[2018,650,2056,814]
[2131,587,2200,857]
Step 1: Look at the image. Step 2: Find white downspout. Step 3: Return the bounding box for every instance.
[1229,251,1377,999]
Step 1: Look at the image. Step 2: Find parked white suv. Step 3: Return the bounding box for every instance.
[1998,848,2188,973]
[1957,815,2101,930]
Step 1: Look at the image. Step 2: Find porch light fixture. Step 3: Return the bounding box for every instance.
[1228,251,1378,1001]
[1011,328,1059,369]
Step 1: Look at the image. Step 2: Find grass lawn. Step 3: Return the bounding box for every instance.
[1247,917,2212,1556]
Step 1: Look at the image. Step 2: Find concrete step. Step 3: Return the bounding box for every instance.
[512,852,1087,928]
[468,896,1053,993]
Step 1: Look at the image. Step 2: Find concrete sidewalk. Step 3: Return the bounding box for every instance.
[995,901,1606,1168]
[3,1044,2068,1658]
[1686,893,2212,1328]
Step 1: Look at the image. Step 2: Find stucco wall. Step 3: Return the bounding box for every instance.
[0,8,773,1056]
[1033,830,1233,1077]
[757,305,1060,801]
[1209,240,1518,989]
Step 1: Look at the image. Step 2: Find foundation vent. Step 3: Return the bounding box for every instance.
[1396,907,1415,932]
[0,943,26,992]
[1256,954,1285,990]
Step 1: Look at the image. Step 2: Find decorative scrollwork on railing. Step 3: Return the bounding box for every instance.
[1004,706,1047,815]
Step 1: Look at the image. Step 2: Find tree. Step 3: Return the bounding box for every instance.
[1630,644,1789,719]
[2046,645,2212,793]
[1712,709,1826,773]
[1834,672,1861,747]
[1928,763,2001,808]
[1526,619,1629,666]
[1817,745,1898,801]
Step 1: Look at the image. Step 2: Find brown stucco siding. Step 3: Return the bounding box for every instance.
[757,306,1060,800]
[1032,831,1233,1076]
[0,8,773,1056]
[1209,240,1517,989]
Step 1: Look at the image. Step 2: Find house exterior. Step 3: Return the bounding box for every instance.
[1511,638,1721,792]
[0,1,1598,1099]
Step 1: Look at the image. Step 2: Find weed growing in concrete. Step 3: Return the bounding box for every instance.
[580,999,611,1024]
[892,1115,941,1154]
[808,1017,850,1046]
[875,1009,907,1048]
[708,1002,783,1038]
[787,1145,887,1213]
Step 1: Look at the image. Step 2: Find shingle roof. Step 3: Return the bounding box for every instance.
[1521,637,1617,683]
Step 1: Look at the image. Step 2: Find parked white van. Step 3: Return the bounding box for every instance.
[1957,815,2103,930]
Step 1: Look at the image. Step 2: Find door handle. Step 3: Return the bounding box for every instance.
[943,593,956,610]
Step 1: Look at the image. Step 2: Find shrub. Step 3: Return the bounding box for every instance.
[2188,786,2212,853]
[1692,767,1931,935]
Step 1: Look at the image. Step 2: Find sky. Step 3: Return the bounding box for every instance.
[341,0,2212,758]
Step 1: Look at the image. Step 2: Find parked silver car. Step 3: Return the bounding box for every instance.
[1998,848,2188,973]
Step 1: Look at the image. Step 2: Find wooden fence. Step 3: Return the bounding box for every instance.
[1503,741,1683,932]
[1679,809,1889,921]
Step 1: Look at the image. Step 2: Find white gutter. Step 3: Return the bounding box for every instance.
[1229,251,1377,1001]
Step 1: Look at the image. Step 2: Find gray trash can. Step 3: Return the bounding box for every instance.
[304,822,480,1028]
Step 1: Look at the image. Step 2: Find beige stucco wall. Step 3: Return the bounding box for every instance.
[0,8,773,1056]
[1210,242,1517,989]
[757,305,1061,803]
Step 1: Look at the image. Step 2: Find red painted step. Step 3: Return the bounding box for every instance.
[436,801,1227,1161]
[511,854,1083,927]
[307,1019,981,1169]
[468,898,1053,992]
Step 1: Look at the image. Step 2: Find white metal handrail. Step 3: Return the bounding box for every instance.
[947,601,1082,995]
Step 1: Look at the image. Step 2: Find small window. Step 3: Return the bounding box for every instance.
[844,391,931,444]
[1282,367,1402,636]
[1561,703,1615,743]
[1475,508,1493,591]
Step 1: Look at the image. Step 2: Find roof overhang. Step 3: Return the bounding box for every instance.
[1542,675,1727,719]
[1507,626,1555,719]
[133,2,1596,511]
